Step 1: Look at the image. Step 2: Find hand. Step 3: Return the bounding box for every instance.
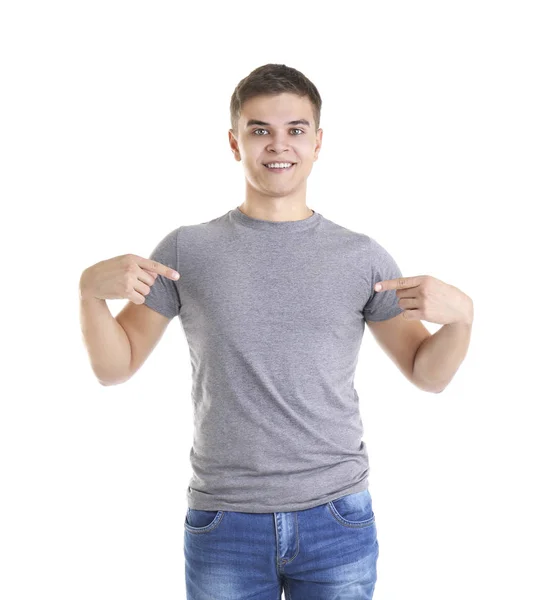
[79,254,180,304]
[374,275,473,325]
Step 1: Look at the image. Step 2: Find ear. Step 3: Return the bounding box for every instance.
[228,130,241,161]
[314,128,323,159]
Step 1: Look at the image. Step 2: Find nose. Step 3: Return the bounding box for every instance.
[266,133,291,154]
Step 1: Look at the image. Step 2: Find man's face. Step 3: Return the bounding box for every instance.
[229,93,323,199]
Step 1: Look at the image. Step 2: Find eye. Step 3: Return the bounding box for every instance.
[253,128,305,136]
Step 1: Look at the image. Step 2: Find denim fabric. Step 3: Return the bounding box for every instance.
[184,489,378,599]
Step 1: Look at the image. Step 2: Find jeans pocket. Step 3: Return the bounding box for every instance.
[184,508,224,534]
[327,489,376,528]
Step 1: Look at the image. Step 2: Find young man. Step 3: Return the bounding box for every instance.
[84,63,473,599]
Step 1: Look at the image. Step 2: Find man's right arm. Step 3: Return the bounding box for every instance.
[79,290,133,386]
[79,273,172,386]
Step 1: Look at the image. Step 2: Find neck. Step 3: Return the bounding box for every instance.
[238,201,313,223]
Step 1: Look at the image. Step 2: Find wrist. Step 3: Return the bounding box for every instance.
[455,296,474,326]
[79,269,96,301]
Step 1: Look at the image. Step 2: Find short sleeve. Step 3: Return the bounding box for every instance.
[142,227,182,320]
[363,236,405,322]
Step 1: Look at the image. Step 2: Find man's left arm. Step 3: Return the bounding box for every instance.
[374,275,474,393]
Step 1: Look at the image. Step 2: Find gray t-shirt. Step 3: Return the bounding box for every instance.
[143,206,404,513]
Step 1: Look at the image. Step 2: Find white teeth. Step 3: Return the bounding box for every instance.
[265,163,293,168]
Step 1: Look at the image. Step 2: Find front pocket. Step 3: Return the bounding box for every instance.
[184,508,224,534]
[327,489,376,528]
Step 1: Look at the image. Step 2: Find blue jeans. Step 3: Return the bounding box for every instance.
[184,488,378,599]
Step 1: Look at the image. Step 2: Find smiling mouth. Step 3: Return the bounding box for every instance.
[263,163,296,170]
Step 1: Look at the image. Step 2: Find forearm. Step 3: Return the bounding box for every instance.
[79,271,132,386]
[412,311,474,393]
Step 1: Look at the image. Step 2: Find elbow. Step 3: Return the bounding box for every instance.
[413,380,446,394]
[432,380,449,393]
[425,386,446,394]
[427,381,447,393]
[98,376,130,387]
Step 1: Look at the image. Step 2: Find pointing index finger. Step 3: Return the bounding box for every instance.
[137,256,180,280]
[374,277,417,292]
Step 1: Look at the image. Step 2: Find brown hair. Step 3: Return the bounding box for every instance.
[230,64,322,137]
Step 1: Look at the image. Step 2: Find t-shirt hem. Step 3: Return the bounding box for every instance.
[187,479,370,513]
[143,301,176,320]
[364,305,404,322]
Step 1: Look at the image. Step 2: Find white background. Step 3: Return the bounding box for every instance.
[1,1,556,598]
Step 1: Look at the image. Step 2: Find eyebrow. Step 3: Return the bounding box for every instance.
[245,119,311,128]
